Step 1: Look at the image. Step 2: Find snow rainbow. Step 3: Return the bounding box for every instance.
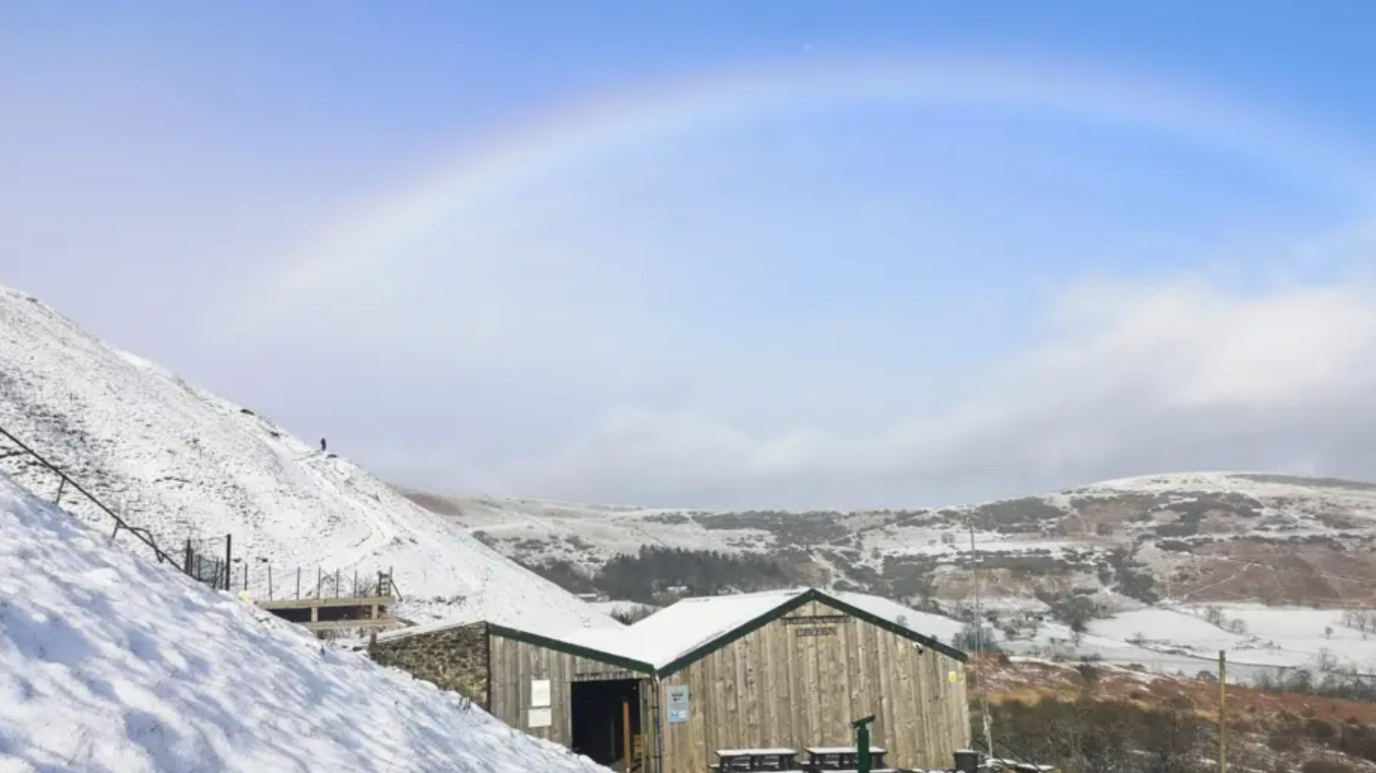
[259,54,1375,310]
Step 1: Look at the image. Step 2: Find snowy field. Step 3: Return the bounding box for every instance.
[976,602,1376,684]
[0,472,611,773]
[0,285,617,634]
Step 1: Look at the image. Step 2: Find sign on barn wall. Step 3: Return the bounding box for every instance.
[784,613,849,638]
[528,707,553,728]
[666,685,690,723]
[531,679,551,708]
[782,615,849,626]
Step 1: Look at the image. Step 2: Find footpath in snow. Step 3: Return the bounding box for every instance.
[0,472,609,773]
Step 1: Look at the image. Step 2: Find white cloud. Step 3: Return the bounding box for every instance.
[453,274,1376,508]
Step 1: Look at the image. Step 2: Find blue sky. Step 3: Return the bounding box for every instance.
[6,2,1376,507]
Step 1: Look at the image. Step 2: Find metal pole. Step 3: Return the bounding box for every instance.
[651,677,663,773]
[317,567,322,598]
[851,715,875,773]
[224,534,232,592]
[268,564,274,600]
[55,476,66,505]
[296,567,302,599]
[242,562,248,593]
[335,568,341,598]
[1219,650,1227,773]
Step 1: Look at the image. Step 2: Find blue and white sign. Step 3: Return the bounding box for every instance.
[666,685,690,723]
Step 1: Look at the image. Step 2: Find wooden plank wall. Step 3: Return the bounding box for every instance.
[488,633,646,747]
[658,600,971,773]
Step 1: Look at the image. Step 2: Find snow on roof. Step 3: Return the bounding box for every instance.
[547,587,965,670]
[0,471,609,773]
[0,285,617,636]
[569,588,809,667]
[828,590,966,644]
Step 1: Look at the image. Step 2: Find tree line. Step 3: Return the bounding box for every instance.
[523,545,798,605]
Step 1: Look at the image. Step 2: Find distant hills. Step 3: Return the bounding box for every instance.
[399,471,1376,612]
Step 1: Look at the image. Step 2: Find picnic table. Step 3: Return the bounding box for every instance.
[801,746,887,771]
[713,747,799,771]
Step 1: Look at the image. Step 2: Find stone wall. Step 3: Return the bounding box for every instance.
[369,622,489,707]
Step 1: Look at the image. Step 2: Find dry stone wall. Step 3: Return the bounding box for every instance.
[369,622,489,707]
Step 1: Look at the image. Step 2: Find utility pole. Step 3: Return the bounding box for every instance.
[1218,650,1227,773]
[969,521,994,758]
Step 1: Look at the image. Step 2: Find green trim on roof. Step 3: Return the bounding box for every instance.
[820,592,970,663]
[654,590,814,676]
[654,588,968,677]
[487,623,656,675]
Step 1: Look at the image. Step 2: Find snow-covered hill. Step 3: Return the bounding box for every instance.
[401,471,1376,611]
[0,471,611,773]
[0,285,616,633]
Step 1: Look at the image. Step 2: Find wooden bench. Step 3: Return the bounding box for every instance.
[801,746,887,772]
[713,748,799,772]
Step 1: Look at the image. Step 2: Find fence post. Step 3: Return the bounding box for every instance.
[242,562,248,593]
[55,476,66,505]
[335,568,341,598]
[317,567,322,599]
[296,567,301,599]
[268,564,274,600]
[224,534,232,592]
[184,537,192,574]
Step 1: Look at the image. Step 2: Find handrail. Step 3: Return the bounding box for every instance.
[0,424,184,569]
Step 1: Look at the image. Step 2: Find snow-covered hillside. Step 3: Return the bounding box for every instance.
[0,285,616,633]
[0,472,610,773]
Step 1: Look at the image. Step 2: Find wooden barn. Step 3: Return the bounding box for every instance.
[370,587,971,773]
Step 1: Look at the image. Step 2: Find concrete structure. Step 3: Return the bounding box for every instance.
[255,594,398,635]
[370,588,971,773]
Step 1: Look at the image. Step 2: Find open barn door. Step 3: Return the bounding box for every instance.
[570,678,641,770]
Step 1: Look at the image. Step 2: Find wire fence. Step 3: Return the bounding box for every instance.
[183,535,230,590]
[229,561,401,602]
[0,423,231,594]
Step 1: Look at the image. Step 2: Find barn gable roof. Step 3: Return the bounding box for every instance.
[647,588,969,674]
[377,588,969,677]
[535,588,969,676]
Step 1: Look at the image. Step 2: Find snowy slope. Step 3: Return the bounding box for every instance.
[0,472,610,773]
[0,285,617,633]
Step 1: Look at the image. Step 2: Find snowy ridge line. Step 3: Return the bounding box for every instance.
[0,421,187,573]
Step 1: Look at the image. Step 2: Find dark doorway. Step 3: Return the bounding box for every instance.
[571,678,642,770]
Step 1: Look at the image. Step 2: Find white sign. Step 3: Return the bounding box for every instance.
[666,685,690,723]
[528,707,553,728]
[531,679,551,708]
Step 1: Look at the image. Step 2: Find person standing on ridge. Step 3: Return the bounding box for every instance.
[320,437,327,452]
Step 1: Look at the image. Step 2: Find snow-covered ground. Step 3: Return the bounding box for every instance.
[0,285,617,633]
[0,472,610,773]
[982,602,1376,684]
